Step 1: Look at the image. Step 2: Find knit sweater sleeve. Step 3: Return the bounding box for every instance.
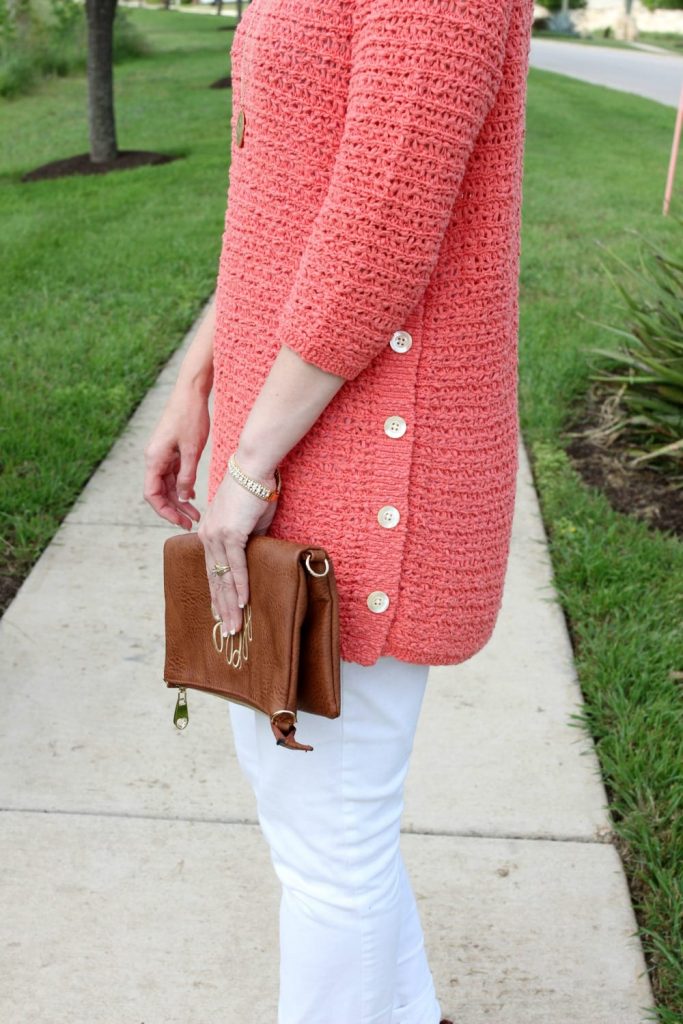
[275,0,516,381]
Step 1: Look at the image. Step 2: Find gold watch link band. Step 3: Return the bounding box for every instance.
[228,452,282,503]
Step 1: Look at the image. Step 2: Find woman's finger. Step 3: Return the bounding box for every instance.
[223,541,250,618]
[143,442,195,528]
[200,533,242,636]
[143,462,193,529]
[163,471,201,525]
[176,443,201,503]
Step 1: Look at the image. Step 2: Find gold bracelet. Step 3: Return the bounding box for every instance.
[228,452,282,503]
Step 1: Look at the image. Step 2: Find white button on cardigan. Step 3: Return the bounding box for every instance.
[384,416,407,438]
[389,330,413,353]
[377,505,400,529]
[367,591,390,613]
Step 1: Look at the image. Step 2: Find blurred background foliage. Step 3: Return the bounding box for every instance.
[0,0,149,97]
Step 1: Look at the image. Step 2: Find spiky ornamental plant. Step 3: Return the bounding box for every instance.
[579,225,683,484]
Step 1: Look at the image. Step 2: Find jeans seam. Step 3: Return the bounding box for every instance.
[339,657,368,1020]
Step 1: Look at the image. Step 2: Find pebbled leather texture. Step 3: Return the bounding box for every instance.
[163,532,341,751]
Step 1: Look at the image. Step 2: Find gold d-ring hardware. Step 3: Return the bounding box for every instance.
[305,553,329,577]
[271,709,297,726]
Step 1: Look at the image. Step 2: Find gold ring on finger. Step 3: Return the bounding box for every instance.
[211,562,232,577]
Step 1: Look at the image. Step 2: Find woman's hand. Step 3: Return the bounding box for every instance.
[197,453,279,637]
[143,386,210,529]
[195,343,343,638]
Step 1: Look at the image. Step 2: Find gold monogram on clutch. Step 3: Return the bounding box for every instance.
[212,603,253,669]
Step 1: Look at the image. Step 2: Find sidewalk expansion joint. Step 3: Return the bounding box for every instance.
[61,520,180,529]
[0,806,615,844]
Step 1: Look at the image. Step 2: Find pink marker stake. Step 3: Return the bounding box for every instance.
[663,80,683,216]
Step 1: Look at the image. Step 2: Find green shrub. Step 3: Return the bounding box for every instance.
[541,0,587,9]
[582,226,683,481]
[640,0,683,9]
[0,0,150,98]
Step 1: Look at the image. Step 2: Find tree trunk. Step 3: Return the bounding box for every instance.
[614,0,638,42]
[85,0,118,164]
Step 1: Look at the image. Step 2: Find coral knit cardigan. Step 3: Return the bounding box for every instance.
[208,0,534,668]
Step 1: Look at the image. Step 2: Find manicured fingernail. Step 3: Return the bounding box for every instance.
[222,626,228,637]
[229,628,235,636]
[238,601,244,608]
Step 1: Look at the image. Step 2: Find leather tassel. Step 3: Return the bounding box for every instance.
[270,714,314,752]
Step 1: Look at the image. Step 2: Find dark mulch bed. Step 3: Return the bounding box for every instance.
[22,149,179,183]
[1,572,21,619]
[210,76,232,89]
[563,386,682,539]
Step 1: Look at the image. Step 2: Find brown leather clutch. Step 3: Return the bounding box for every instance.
[162,531,341,751]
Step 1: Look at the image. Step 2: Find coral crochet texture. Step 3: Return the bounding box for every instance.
[208,0,534,667]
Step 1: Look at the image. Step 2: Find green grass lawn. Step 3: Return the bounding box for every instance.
[532,27,683,52]
[1,8,234,586]
[637,30,683,54]
[520,70,682,1022]
[532,27,638,49]
[0,13,682,1020]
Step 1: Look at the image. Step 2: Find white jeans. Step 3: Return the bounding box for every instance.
[228,655,442,1024]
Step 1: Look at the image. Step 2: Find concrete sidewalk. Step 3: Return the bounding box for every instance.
[1,301,655,1023]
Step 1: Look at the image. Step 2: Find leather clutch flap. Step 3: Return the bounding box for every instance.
[163,531,341,751]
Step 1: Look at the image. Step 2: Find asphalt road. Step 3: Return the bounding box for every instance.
[529,37,683,108]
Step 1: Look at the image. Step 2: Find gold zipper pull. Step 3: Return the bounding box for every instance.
[173,687,189,730]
